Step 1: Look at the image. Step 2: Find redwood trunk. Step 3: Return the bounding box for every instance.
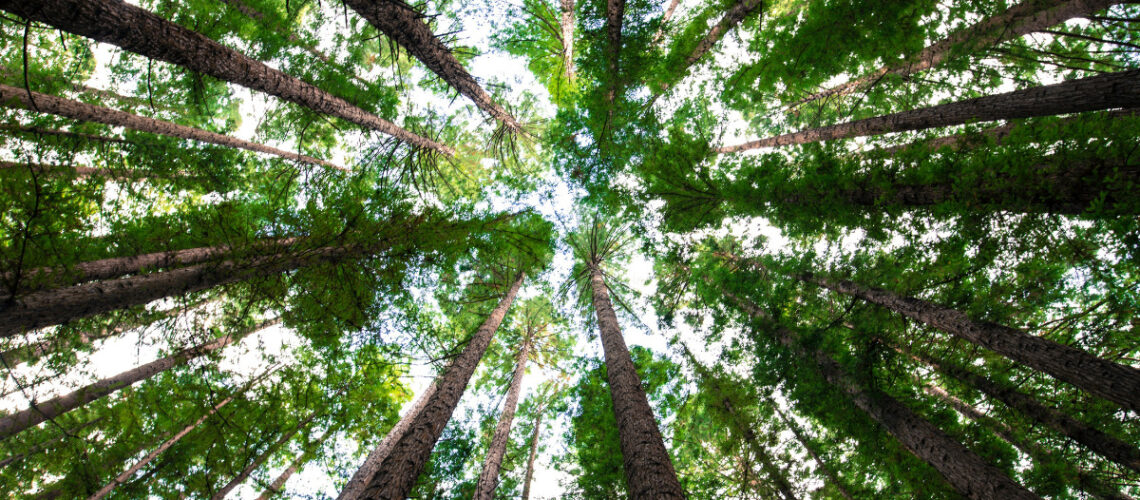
[561,0,576,80]
[717,68,1140,152]
[0,0,451,155]
[256,425,339,500]
[589,266,685,499]
[0,84,346,171]
[211,404,326,499]
[343,0,525,135]
[602,0,626,134]
[651,0,683,46]
[725,291,1039,499]
[520,399,546,500]
[683,0,761,67]
[355,273,525,499]
[773,406,855,500]
[473,339,532,499]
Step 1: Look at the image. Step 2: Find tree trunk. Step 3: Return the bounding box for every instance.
[343,0,525,135]
[561,0,576,80]
[716,68,1140,153]
[211,403,327,499]
[0,160,123,178]
[789,0,1119,108]
[0,319,278,440]
[723,289,1040,500]
[900,345,1140,474]
[355,272,525,499]
[0,125,133,146]
[0,84,346,171]
[0,0,452,156]
[651,0,683,46]
[474,338,532,499]
[772,406,856,500]
[256,424,339,500]
[796,271,1140,412]
[0,416,104,470]
[683,0,761,67]
[601,0,627,135]
[589,265,685,499]
[520,397,547,500]
[337,380,439,500]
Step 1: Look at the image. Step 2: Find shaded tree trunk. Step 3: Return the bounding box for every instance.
[790,0,1119,108]
[716,68,1140,152]
[256,424,340,500]
[0,160,124,178]
[561,0,576,80]
[0,319,278,440]
[772,406,855,500]
[0,0,452,155]
[0,416,104,470]
[0,84,346,171]
[520,396,547,500]
[343,0,525,135]
[723,289,1039,500]
[601,0,627,136]
[211,402,329,499]
[651,0,683,46]
[474,337,532,499]
[356,272,525,499]
[589,265,685,499]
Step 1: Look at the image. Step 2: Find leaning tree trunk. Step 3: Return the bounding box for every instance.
[0,417,104,470]
[520,396,548,500]
[650,0,683,46]
[589,265,685,499]
[343,0,525,135]
[772,406,856,500]
[899,345,1140,473]
[0,160,122,178]
[211,400,330,499]
[0,319,278,441]
[355,272,525,499]
[561,0,576,80]
[723,289,1040,500]
[789,0,1119,108]
[256,424,340,500]
[0,84,346,171]
[716,68,1140,153]
[473,338,532,499]
[0,0,452,155]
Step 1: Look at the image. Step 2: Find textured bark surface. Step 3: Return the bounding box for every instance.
[257,425,339,500]
[473,339,531,499]
[211,403,325,499]
[338,381,439,500]
[561,0,577,79]
[0,320,276,440]
[0,0,451,155]
[718,68,1140,152]
[790,0,1118,107]
[590,266,685,499]
[684,0,761,67]
[520,398,546,500]
[601,0,626,134]
[725,291,1039,500]
[0,84,345,171]
[356,273,524,499]
[651,0,683,46]
[773,406,855,500]
[803,273,1140,412]
[343,0,524,134]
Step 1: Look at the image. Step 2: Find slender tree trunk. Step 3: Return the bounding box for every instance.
[716,68,1140,152]
[651,0,683,46]
[0,319,278,440]
[0,160,122,178]
[474,338,532,499]
[343,0,525,135]
[899,345,1140,473]
[684,0,761,67]
[561,0,576,80]
[789,0,1119,108]
[0,125,133,146]
[337,380,439,500]
[723,289,1040,500]
[589,265,685,499]
[601,0,627,136]
[0,0,451,155]
[211,403,327,499]
[0,416,104,470]
[520,398,547,500]
[355,273,525,499]
[0,84,346,171]
[256,424,340,500]
[772,406,855,500]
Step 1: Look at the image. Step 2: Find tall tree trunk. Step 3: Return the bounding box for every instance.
[355,272,525,499]
[256,424,340,500]
[0,319,278,440]
[789,0,1119,108]
[0,84,346,171]
[561,0,576,80]
[772,406,855,500]
[650,0,683,46]
[716,68,1140,153]
[0,0,452,156]
[899,345,1140,473]
[0,125,134,146]
[211,403,327,499]
[473,337,532,499]
[601,0,627,136]
[343,0,525,135]
[589,265,685,499]
[520,396,547,500]
[0,416,104,470]
[723,289,1040,500]
[337,380,439,500]
[0,160,123,178]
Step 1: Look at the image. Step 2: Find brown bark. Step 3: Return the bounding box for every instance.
[561,0,577,80]
[520,397,546,500]
[343,0,525,135]
[590,266,685,499]
[474,337,532,499]
[651,0,683,46]
[0,84,346,171]
[211,402,327,499]
[0,0,452,155]
[0,319,278,441]
[0,125,133,146]
[724,290,1039,500]
[0,160,121,178]
[356,273,525,499]
[772,406,855,500]
[601,0,627,135]
[717,68,1140,153]
[789,0,1119,108]
[797,271,1140,412]
[0,416,104,470]
[684,0,761,67]
[256,424,339,500]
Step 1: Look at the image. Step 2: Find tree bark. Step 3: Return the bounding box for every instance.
[561,0,577,80]
[473,337,532,499]
[0,319,278,440]
[520,396,546,500]
[343,0,525,135]
[589,265,685,499]
[0,416,104,470]
[772,406,855,500]
[0,0,452,155]
[0,84,346,171]
[601,0,627,135]
[211,402,327,499]
[651,0,683,46]
[355,272,525,499]
[723,289,1040,500]
[716,68,1140,153]
[789,0,1119,108]
[256,424,339,500]
[683,0,761,67]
